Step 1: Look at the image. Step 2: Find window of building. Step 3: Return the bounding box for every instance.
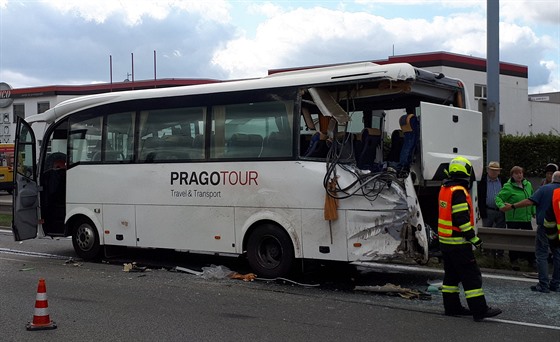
[13,103,25,122]
[37,102,50,114]
[474,84,487,99]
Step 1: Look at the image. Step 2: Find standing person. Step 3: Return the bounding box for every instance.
[397,107,419,175]
[541,163,558,186]
[438,156,501,321]
[507,171,560,293]
[495,166,535,269]
[478,161,506,257]
[543,188,560,289]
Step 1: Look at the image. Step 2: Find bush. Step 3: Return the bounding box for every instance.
[490,133,560,177]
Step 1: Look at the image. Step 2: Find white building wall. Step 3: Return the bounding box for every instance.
[421,66,536,136]
[5,94,74,143]
[528,101,560,135]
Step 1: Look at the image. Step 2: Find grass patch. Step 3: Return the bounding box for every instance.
[0,213,12,227]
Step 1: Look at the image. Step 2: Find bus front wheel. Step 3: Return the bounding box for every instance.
[247,224,294,278]
[72,218,101,260]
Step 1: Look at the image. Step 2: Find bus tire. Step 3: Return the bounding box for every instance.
[247,224,294,278]
[72,218,101,260]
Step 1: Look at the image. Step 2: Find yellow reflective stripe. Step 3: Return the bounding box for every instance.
[459,223,473,231]
[441,285,460,294]
[465,288,484,298]
[547,232,559,240]
[439,236,468,244]
[439,228,453,236]
[452,203,469,214]
[544,219,556,229]
[438,218,453,227]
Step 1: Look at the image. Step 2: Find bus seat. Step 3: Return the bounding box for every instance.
[261,132,291,157]
[304,132,329,158]
[45,152,67,170]
[357,128,381,170]
[105,151,125,161]
[227,133,263,157]
[387,129,404,162]
[140,137,161,161]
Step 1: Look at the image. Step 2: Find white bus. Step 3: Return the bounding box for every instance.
[12,62,482,278]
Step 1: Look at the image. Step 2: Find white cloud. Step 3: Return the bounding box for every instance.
[211,7,491,78]
[46,0,231,26]
[501,0,560,25]
[248,2,284,17]
[0,69,43,89]
[530,60,559,94]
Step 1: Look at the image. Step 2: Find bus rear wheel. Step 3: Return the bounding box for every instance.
[247,224,294,278]
[72,218,101,260]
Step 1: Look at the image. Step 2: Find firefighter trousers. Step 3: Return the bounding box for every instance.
[440,243,488,316]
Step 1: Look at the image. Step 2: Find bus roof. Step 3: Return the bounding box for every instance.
[26,62,458,124]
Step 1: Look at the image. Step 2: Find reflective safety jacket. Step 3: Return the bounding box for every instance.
[438,184,479,245]
[544,188,560,241]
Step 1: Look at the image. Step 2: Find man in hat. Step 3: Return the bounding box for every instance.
[478,161,506,257]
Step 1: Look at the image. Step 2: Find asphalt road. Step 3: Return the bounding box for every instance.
[1,230,559,341]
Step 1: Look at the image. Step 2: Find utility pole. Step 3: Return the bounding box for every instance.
[486,0,500,163]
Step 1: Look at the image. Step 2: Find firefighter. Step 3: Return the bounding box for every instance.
[542,186,560,292]
[438,156,502,321]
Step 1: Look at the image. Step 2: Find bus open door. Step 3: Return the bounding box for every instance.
[12,117,39,241]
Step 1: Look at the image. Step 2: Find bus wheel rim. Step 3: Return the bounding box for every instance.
[76,224,95,251]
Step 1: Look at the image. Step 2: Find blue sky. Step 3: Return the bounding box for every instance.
[0,0,558,93]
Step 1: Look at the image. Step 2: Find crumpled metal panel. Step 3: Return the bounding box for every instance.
[344,170,428,263]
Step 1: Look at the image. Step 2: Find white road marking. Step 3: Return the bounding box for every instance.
[487,318,560,331]
[0,247,69,259]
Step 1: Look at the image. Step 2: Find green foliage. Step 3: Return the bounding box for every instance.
[490,133,560,177]
[0,214,11,227]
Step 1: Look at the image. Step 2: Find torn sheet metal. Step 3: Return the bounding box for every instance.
[308,87,349,124]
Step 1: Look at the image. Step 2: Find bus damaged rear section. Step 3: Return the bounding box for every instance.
[299,67,481,267]
[320,161,429,266]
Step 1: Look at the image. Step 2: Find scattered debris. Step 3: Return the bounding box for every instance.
[426,279,442,294]
[354,283,431,300]
[123,262,148,273]
[64,258,82,267]
[171,264,257,282]
[229,272,257,282]
[19,267,35,272]
[173,266,202,276]
[523,272,538,279]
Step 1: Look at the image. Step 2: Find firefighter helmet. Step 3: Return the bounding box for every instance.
[449,156,472,178]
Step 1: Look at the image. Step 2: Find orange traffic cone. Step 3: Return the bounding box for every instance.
[26,278,57,331]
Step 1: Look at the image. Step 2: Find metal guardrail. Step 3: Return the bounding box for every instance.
[477,227,536,253]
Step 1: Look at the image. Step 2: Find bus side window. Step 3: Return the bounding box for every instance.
[227,133,263,158]
[262,132,291,157]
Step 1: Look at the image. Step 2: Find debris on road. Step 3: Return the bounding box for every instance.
[64,258,82,267]
[172,264,257,282]
[123,262,148,272]
[354,283,431,300]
